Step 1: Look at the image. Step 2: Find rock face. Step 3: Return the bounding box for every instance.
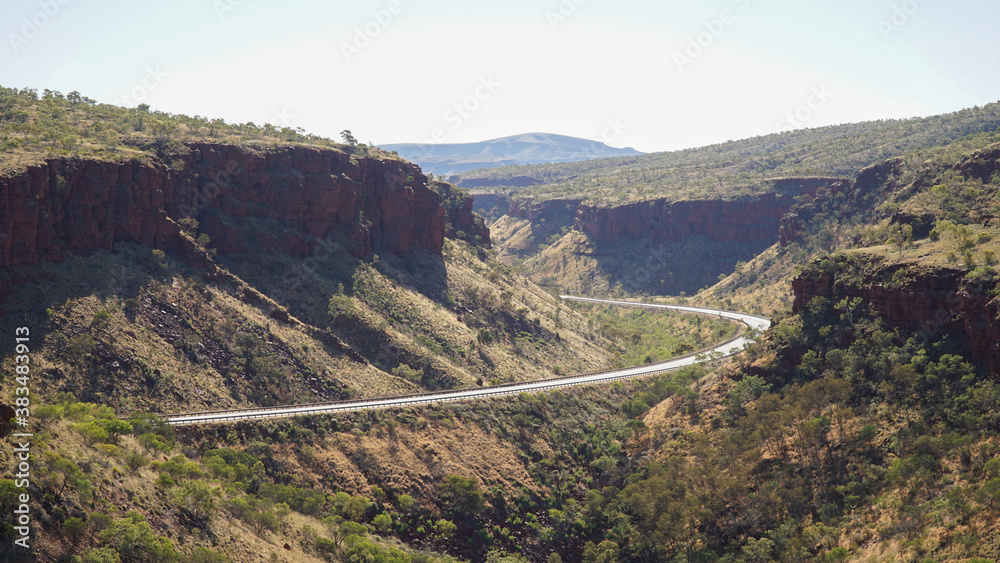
[508,197,582,225]
[0,144,486,269]
[438,186,491,248]
[0,158,185,267]
[575,178,844,245]
[792,256,1000,374]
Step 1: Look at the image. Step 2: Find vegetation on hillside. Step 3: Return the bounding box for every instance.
[704,139,1000,318]
[0,209,742,562]
[0,85,389,174]
[565,301,739,368]
[7,84,1000,563]
[456,102,1000,205]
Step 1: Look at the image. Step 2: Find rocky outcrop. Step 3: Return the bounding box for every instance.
[575,178,844,246]
[792,255,1000,373]
[577,195,789,244]
[508,197,582,225]
[442,188,491,248]
[953,143,1000,184]
[779,163,902,246]
[0,143,488,269]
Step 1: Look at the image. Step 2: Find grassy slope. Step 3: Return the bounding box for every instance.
[0,217,742,561]
[625,139,1000,561]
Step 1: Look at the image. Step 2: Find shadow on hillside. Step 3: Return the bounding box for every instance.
[0,242,196,406]
[584,235,776,296]
[0,242,165,332]
[215,242,452,329]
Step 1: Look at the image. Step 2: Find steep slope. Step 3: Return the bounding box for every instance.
[0,143,470,269]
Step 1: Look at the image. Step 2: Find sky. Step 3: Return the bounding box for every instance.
[2,0,998,153]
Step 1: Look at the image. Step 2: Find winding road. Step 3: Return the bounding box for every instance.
[163,297,771,426]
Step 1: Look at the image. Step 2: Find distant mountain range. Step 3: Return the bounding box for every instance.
[380,132,643,176]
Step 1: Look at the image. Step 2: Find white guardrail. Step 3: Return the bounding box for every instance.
[162,296,771,426]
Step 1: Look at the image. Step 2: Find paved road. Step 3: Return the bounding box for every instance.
[164,297,771,426]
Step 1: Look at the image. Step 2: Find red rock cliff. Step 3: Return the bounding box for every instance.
[792,256,1000,374]
[574,178,843,245]
[0,143,486,269]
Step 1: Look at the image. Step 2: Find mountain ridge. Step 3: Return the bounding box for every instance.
[380,132,643,175]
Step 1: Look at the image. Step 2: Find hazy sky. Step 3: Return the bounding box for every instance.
[2,0,998,153]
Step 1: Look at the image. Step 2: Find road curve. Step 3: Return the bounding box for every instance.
[163,297,771,426]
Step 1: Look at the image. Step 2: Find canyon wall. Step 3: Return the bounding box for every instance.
[792,256,1000,373]
[0,143,487,269]
[575,177,845,245]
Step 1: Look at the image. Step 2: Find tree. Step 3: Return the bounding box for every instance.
[440,475,486,515]
[433,518,457,538]
[826,547,849,562]
[978,478,1000,509]
[582,540,619,563]
[49,455,91,496]
[63,516,88,547]
[340,130,358,151]
[172,481,219,528]
[98,419,133,445]
[345,495,373,522]
[99,512,179,562]
[741,537,775,563]
[371,512,392,533]
[729,375,772,406]
[397,494,415,511]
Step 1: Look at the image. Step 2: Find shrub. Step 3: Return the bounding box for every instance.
[123,450,149,472]
[372,512,392,533]
[440,475,486,515]
[433,518,457,538]
[391,363,424,383]
[98,512,179,562]
[75,422,109,445]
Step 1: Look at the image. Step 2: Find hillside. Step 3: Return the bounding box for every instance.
[471,103,1000,297]
[381,133,643,176]
[0,86,390,176]
[0,87,738,563]
[455,102,1000,204]
[4,87,1000,563]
